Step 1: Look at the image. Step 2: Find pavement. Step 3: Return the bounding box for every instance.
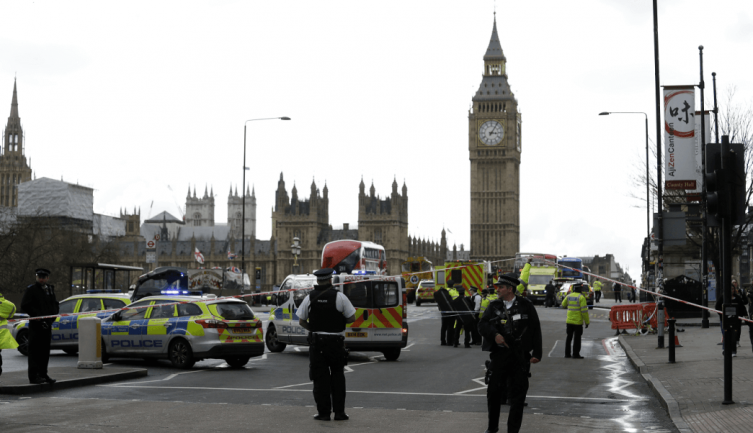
[618,309,753,433]
[0,366,147,395]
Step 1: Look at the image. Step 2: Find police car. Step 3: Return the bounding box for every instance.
[101,295,264,368]
[555,279,594,309]
[265,272,408,361]
[12,291,131,356]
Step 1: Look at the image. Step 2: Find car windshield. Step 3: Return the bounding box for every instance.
[528,275,553,286]
[213,302,255,320]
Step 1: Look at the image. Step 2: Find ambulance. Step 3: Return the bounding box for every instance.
[265,272,408,361]
[432,261,487,293]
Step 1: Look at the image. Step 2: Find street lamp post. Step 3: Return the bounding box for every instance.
[599,111,650,295]
[291,237,301,274]
[241,117,291,278]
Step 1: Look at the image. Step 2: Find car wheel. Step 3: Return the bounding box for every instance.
[382,348,401,361]
[63,348,78,356]
[265,324,287,352]
[15,329,30,356]
[415,299,422,307]
[168,338,196,369]
[225,356,251,368]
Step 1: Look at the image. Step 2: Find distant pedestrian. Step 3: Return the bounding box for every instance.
[544,280,556,308]
[21,268,59,385]
[613,283,622,303]
[433,280,454,346]
[593,280,603,303]
[0,292,19,380]
[562,282,590,359]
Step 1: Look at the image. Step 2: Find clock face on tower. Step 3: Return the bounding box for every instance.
[479,120,504,146]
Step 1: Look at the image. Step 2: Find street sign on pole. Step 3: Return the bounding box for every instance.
[146,251,156,264]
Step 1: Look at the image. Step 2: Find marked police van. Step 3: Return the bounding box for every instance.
[101,295,264,369]
[12,291,131,356]
[265,272,408,361]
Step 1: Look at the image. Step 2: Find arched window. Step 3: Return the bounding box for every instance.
[193,213,201,226]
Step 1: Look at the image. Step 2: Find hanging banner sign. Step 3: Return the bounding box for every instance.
[689,110,712,193]
[663,85,696,190]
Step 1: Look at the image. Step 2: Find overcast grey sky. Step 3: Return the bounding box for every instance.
[2,1,751,278]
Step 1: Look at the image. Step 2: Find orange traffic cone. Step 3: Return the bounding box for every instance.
[673,335,683,347]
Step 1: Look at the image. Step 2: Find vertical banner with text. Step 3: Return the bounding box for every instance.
[663,85,697,190]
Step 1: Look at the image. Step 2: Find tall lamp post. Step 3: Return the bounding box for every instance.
[241,117,291,277]
[599,111,650,294]
[291,236,301,274]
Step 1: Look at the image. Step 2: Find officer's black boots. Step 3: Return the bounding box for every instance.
[334,412,349,421]
[313,413,330,421]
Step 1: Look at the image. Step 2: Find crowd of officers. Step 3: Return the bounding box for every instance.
[429,258,592,433]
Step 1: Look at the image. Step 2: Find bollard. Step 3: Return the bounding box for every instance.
[668,318,675,363]
[657,300,665,349]
[78,317,103,369]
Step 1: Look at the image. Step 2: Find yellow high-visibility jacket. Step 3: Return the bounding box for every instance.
[516,263,531,295]
[593,281,603,292]
[562,292,590,326]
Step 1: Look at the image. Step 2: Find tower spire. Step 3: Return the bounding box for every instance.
[10,79,19,119]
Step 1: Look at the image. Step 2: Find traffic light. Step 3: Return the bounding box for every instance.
[705,137,746,226]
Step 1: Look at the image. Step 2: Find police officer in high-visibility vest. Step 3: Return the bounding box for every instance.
[297,268,356,421]
[479,274,542,433]
[593,280,603,303]
[21,268,59,385]
[0,292,19,379]
[561,282,590,359]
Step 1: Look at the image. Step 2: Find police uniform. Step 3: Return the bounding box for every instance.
[561,283,590,359]
[20,268,59,384]
[297,268,356,421]
[479,274,542,433]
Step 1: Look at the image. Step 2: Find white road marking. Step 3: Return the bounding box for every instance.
[547,340,559,358]
[109,368,208,385]
[95,384,644,401]
[403,342,416,350]
[454,386,487,395]
[274,382,311,389]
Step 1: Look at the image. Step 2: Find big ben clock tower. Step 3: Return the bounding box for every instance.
[469,15,521,264]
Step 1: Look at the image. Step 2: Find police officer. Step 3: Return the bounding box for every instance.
[0,292,19,380]
[297,268,356,421]
[469,286,483,345]
[452,286,474,348]
[544,280,556,308]
[479,274,542,433]
[21,268,59,384]
[434,280,455,346]
[561,282,589,359]
[593,280,603,303]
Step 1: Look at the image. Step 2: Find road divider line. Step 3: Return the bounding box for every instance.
[95,384,645,401]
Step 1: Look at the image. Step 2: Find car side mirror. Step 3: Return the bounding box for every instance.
[111,312,122,321]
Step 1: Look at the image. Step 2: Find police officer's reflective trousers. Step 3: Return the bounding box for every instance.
[309,337,347,415]
[565,323,583,358]
[487,351,529,433]
[28,322,52,381]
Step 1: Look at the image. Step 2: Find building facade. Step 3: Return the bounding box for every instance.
[469,16,521,263]
[1,80,32,207]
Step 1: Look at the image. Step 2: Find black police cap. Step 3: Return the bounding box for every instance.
[314,268,334,281]
[35,268,51,277]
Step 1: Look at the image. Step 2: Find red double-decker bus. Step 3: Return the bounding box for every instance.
[321,240,387,275]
